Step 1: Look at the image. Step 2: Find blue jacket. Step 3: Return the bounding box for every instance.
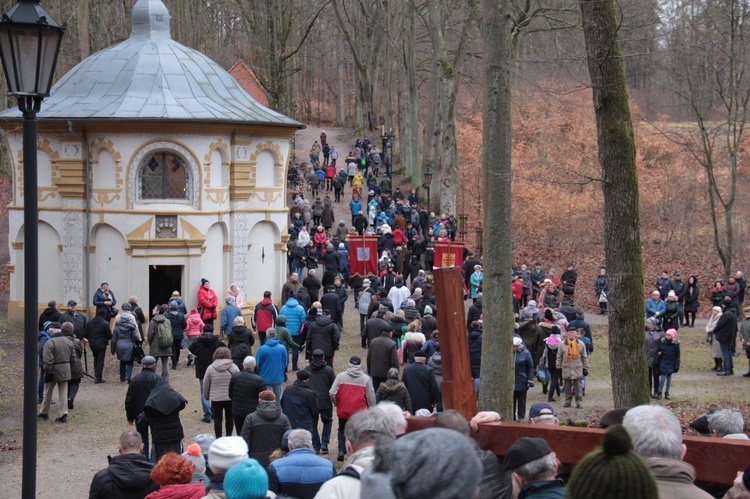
[280,298,307,336]
[256,338,288,385]
[220,304,243,334]
[350,199,362,216]
[514,345,535,392]
[280,380,318,433]
[646,298,666,319]
[267,448,335,499]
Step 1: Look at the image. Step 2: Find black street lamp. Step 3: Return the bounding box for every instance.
[0,2,64,498]
[422,164,433,211]
[475,222,484,258]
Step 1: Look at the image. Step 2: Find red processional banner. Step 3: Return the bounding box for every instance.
[434,240,464,269]
[349,235,379,277]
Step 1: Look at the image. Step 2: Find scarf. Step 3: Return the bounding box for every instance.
[565,337,579,362]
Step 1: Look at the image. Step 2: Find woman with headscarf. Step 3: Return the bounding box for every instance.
[226,283,244,308]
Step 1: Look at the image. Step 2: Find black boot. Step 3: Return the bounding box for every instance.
[656,392,662,400]
[665,392,670,400]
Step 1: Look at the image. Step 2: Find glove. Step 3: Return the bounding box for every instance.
[582,369,588,376]
[527,381,534,388]
[44,371,54,383]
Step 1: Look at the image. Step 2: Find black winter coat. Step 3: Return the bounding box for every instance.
[281,380,319,433]
[143,383,186,444]
[308,316,341,357]
[302,359,335,411]
[323,249,339,272]
[38,307,61,331]
[402,363,440,413]
[228,325,255,365]
[362,317,392,348]
[467,299,483,330]
[655,338,681,374]
[714,309,738,344]
[88,453,158,499]
[164,310,186,340]
[468,329,482,378]
[241,401,292,468]
[125,368,164,422]
[367,334,399,379]
[320,292,342,325]
[684,284,700,313]
[376,380,412,413]
[229,369,267,419]
[188,334,223,379]
[303,275,322,302]
[84,316,112,352]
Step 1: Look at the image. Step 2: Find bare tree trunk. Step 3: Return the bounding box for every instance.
[78,0,90,60]
[400,0,420,178]
[478,0,514,417]
[580,0,649,408]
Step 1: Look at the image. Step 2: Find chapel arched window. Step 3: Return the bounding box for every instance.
[138,150,191,202]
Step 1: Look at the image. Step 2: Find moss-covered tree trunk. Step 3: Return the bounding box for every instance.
[580,0,650,408]
[477,0,514,418]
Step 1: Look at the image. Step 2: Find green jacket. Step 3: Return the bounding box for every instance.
[276,325,300,352]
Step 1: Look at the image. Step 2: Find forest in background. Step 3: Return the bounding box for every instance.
[0,0,748,311]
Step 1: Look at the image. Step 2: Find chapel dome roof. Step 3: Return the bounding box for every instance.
[0,0,301,127]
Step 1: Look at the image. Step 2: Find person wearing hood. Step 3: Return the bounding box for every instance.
[38,300,61,331]
[37,321,57,403]
[38,323,74,423]
[375,368,412,413]
[256,329,289,403]
[112,313,140,383]
[330,355,376,461]
[512,337,535,421]
[308,309,342,368]
[189,327,223,423]
[220,296,243,339]
[144,382,188,461]
[540,328,563,402]
[280,296,307,371]
[302,350,336,453]
[229,355,267,434]
[147,305,172,383]
[227,317,255,370]
[684,276,700,328]
[204,347,240,437]
[197,278,219,329]
[251,290,279,346]
[240,390,292,468]
[169,291,189,315]
[226,283,245,308]
[184,308,204,367]
[402,299,421,322]
[419,306,438,338]
[335,221,349,243]
[273,315,300,368]
[89,430,159,499]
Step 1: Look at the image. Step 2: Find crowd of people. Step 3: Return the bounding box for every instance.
[32,131,750,498]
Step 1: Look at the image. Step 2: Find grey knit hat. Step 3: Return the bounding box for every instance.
[389,428,481,499]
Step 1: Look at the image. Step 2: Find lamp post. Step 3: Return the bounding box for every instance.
[475,223,484,258]
[0,2,64,498]
[422,164,433,211]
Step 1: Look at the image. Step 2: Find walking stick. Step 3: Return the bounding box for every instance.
[82,343,95,379]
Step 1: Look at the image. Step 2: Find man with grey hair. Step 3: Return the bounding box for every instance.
[228,355,266,433]
[708,409,749,440]
[623,404,712,498]
[502,436,564,498]
[89,430,158,498]
[267,429,335,499]
[374,401,407,436]
[314,407,396,499]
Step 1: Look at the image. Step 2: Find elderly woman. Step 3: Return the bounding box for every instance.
[376,368,413,413]
[226,283,244,308]
[146,452,205,499]
[111,313,140,383]
[401,321,426,365]
[706,306,724,372]
[470,265,483,301]
[645,317,665,398]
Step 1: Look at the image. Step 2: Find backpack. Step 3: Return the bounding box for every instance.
[156,320,174,349]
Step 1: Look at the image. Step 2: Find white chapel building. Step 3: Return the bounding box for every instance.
[0,0,302,323]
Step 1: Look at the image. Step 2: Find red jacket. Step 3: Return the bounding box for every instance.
[512,280,523,301]
[197,286,218,321]
[325,166,336,179]
[145,482,205,499]
[252,298,278,332]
